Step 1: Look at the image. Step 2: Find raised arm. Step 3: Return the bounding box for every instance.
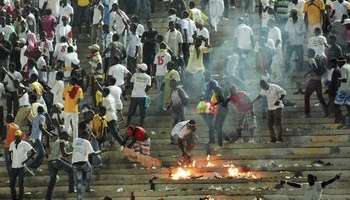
[321,174,341,188]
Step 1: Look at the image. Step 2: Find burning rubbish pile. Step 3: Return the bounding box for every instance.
[170,155,259,180]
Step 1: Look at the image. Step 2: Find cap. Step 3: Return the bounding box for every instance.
[88,44,100,51]
[15,130,23,137]
[137,63,148,71]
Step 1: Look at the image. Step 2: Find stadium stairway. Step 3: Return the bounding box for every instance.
[1,2,350,200]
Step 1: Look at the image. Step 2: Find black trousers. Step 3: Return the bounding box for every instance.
[127,97,146,126]
[6,91,18,116]
[267,108,283,142]
[10,167,24,200]
[304,80,328,115]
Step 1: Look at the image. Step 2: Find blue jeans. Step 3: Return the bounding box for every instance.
[73,162,92,200]
[46,159,74,199]
[28,139,45,169]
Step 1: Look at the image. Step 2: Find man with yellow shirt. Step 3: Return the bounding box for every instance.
[304,0,325,33]
[63,77,83,141]
[75,0,92,36]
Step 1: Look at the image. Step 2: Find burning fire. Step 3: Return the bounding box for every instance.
[171,167,191,180]
[170,155,259,180]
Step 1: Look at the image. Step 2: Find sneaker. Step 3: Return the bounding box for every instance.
[248,138,256,143]
[56,175,60,183]
[86,188,95,193]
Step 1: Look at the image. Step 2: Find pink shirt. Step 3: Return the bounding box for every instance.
[41,15,56,40]
[229,91,253,113]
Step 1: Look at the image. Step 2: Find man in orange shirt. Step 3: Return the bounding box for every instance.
[63,77,83,141]
[304,0,325,34]
[4,115,19,175]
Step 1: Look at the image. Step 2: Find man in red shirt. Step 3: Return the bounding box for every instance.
[226,85,257,143]
[124,126,150,155]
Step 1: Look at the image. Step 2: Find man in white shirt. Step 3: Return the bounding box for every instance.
[4,64,23,115]
[14,88,31,129]
[91,0,104,45]
[63,46,80,79]
[108,77,123,120]
[19,39,28,70]
[53,36,69,67]
[180,11,197,65]
[109,3,130,36]
[51,71,65,105]
[281,173,341,200]
[55,16,73,43]
[288,0,305,17]
[170,120,196,163]
[0,16,15,40]
[284,9,306,72]
[332,0,350,22]
[58,0,74,25]
[154,42,172,111]
[267,18,283,81]
[72,131,100,199]
[234,17,254,79]
[108,59,130,90]
[308,27,328,57]
[253,80,286,143]
[9,130,36,200]
[164,21,183,57]
[126,23,141,74]
[102,87,124,145]
[127,63,152,126]
[335,58,350,123]
[209,0,225,32]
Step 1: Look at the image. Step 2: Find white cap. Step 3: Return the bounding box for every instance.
[137,63,148,71]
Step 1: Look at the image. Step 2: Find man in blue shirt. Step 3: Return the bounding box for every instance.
[28,106,53,169]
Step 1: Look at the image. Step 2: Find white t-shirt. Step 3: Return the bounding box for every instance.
[288,0,305,17]
[18,92,30,107]
[4,71,23,92]
[332,1,350,22]
[108,64,130,86]
[108,85,123,110]
[340,63,350,92]
[64,52,80,77]
[92,3,104,25]
[55,24,72,43]
[131,72,152,98]
[127,33,141,57]
[9,140,33,168]
[58,4,74,24]
[308,35,328,57]
[136,24,145,37]
[268,26,282,48]
[54,42,69,61]
[51,80,65,105]
[72,138,94,163]
[171,120,192,139]
[0,24,15,40]
[302,182,323,200]
[110,10,129,35]
[180,18,196,43]
[234,24,254,50]
[103,94,117,122]
[20,45,28,69]
[197,27,210,44]
[154,50,171,76]
[164,30,183,56]
[259,83,286,110]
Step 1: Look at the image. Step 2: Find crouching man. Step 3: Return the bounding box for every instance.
[170,120,196,163]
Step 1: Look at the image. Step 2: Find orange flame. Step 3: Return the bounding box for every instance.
[171,167,191,180]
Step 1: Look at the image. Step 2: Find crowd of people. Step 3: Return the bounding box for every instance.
[0,0,348,199]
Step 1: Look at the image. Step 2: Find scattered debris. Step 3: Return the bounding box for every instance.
[116,187,124,192]
[311,160,333,167]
